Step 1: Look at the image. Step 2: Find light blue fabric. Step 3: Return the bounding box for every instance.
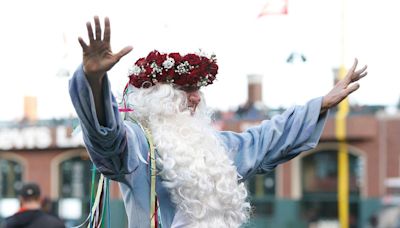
[69,64,328,228]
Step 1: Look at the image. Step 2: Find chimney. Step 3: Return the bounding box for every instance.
[247,74,263,105]
[23,96,37,122]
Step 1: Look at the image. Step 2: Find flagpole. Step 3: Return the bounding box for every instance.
[337,0,349,226]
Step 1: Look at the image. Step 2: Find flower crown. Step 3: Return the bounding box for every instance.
[128,50,218,89]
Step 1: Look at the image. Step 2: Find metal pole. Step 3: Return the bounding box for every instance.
[337,0,349,226]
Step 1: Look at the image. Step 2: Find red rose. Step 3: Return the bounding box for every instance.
[146,50,160,62]
[130,74,156,88]
[135,57,146,66]
[188,68,202,81]
[209,62,218,75]
[155,53,167,65]
[169,53,182,63]
[129,76,141,88]
[174,75,189,86]
[156,71,168,82]
[144,66,152,75]
[128,50,218,88]
[165,68,176,79]
[198,59,209,72]
[183,54,201,65]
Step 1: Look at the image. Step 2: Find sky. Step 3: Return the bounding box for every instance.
[0,0,399,121]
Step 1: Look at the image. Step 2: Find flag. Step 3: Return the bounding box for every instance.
[257,0,288,18]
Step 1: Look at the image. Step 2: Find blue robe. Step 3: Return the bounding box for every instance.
[69,65,328,228]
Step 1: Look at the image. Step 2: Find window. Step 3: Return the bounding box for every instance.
[59,156,92,198]
[301,150,362,228]
[58,155,95,223]
[0,159,23,198]
[302,150,361,193]
[247,171,276,218]
[0,159,24,218]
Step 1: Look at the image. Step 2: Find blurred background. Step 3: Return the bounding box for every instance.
[0,0,399,227]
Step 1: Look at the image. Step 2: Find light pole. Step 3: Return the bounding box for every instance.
[336,0,350,227]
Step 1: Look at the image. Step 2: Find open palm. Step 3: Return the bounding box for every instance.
[78,16,132,79]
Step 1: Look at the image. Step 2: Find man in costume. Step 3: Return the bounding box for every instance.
[69,16,367,228]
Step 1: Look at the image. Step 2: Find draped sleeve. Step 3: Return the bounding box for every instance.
[68,64,149,183]
[219,97,328,181]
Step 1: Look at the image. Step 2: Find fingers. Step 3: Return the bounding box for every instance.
[78,37,88,50]
[343,58,358,82]
[350,64,368,82]
[86,16,110,43]
[359,71,368,78]
[354,64,367,75]
[344,58,369,85]
[115,46,134,60]
[345,83,360,95]
[103,17,111,43]
[349,58,358,74]
[94,16,102,41]
[351,71,368,83]
[86,22,94,43]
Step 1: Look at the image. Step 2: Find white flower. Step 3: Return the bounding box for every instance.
[176,61,190,74]
[162,57,175,69]
[129,65,142,76]
[150,62,163,74]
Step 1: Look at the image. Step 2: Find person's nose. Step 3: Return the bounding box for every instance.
[187,91,201,106]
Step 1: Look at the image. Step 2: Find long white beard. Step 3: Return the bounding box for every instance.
[126,84,250,227]
[151,113,250,227]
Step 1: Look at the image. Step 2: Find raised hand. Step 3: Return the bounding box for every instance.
[321,58,368,112]
[78,16,133,81]
[77,16,133,125]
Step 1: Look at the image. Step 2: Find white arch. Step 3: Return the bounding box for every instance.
[50,149,88,198]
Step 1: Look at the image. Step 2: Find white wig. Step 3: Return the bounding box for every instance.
[126,84,251,227]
